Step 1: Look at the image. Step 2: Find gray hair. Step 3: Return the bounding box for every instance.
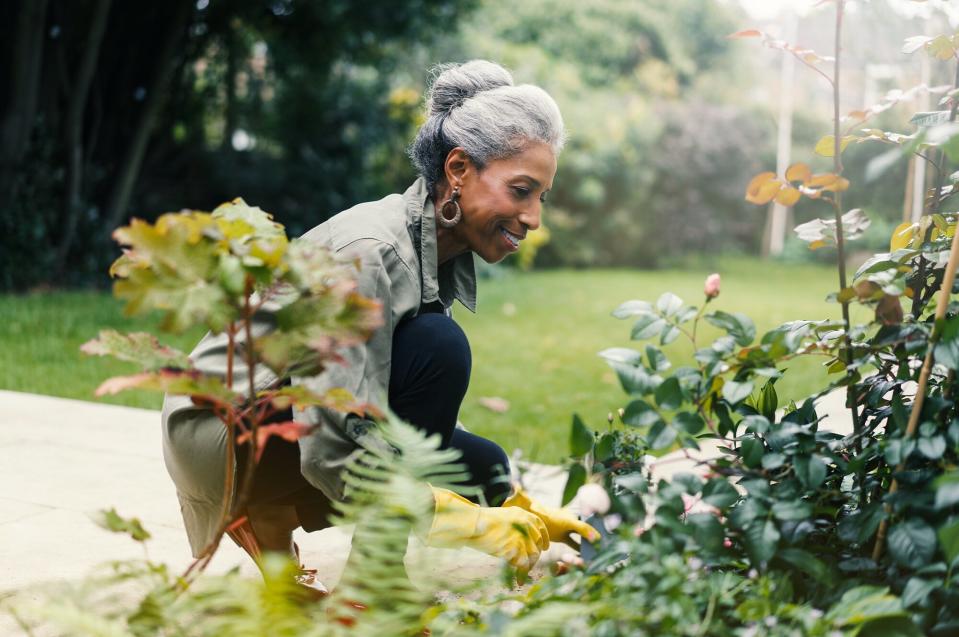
[409,60,566,194]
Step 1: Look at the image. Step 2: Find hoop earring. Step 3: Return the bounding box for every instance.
[437,187,462,228]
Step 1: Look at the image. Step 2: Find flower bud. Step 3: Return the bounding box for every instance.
[704,273,721,299]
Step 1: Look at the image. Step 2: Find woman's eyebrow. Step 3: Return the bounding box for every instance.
[516,175,542,188]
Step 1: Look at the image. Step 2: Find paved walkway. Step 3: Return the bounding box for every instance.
[0,388,852,632]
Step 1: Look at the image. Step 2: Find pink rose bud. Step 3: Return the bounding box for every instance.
[576,483,611,517]
[704,273,721,299]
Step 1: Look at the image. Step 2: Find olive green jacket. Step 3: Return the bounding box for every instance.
[161,178,477,556]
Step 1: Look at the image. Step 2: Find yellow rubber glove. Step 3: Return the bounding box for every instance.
[503,484,600,549]
[426,486,550,574]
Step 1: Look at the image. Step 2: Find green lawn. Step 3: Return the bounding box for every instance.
[0,259,862,462]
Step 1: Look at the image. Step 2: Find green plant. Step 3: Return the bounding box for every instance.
[79,198,383,578]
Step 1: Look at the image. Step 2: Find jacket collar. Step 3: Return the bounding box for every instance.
[404,178,477,312]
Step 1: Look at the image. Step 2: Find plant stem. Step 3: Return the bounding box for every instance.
[910,61,959,318]
[872,194,959,562]
[828,0,865,504]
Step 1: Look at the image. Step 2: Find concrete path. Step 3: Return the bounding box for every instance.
[0,391,569,595]
[0,387,853,633]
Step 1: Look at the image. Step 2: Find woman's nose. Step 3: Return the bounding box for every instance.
[519,202,541,232]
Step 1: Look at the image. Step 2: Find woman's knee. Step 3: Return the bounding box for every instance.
[394,313,471,387]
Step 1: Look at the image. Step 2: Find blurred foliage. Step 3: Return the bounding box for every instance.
[0,0,944,289]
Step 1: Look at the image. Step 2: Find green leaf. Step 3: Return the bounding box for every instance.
[612,300,653,319]
[623,399,661,427]
[901,577,938,608]
[631,314,666,340]
[918,435,946,460]
[838,504,886,545]
[744,518,780,566]
[597,347,643,366]
[740,436,764,468]
[794,455,828,490]
[758,380,778,420]
[674,411,704,435]
[80,330,191,371]
[705,310,756,346]
[595,432,616,461]
[740,414,770,434]
[826,586,904,626]
[654,377,683,410]
[762,452,785,470]
[934,472,959,509]
[609,362,660,395]
[647,421,678,449]
[570,414,594,457]
[645,345,671,372]
[562,463,587,506]
[854,617,923,637]
[660,324,681,346]
[688,513,724,553]
[702,479,740,509]
[656,292,684,318]
[777,548,831,583]
[771,499,812,521]
[614,472,646,494]
[722,379,754,405]
[888,519,938,569]
[934,315,959,368]
[93,508,152,542]
[729,498,767,529]
[938,517,959,564]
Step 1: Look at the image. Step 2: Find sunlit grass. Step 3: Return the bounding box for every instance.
[0,258,865,462]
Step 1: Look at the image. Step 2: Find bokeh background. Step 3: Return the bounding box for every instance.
[1,0,956,460]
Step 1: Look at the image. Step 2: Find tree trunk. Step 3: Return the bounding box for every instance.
[104,0,193,231]
[0,0,50,196]
[54,0,112,275]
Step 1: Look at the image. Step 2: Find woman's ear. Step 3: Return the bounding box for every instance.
[443,147,473,188]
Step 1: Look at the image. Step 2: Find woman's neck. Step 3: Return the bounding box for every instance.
[435,224,467,264]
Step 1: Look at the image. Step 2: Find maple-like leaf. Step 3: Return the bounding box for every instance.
[80,330,191,371]
[94,369,238,406]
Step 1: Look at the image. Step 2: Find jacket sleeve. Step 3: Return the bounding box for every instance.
[296,238,416,501]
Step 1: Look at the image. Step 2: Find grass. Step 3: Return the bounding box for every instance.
[0,258,864,463]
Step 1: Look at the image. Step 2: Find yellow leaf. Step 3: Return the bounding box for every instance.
[775,186,802,206]
[747,180,783,205]
[809,240,828,250]
[823,177,850,192]
[808,173,841,188]
[890,222,916,251]
[814,135,856,157]
[785,162,812,184]
[745,172,780,204]
[928,35,957,60]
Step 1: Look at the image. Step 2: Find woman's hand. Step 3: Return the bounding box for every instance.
[503,484,600,549]
[426,486,550,574]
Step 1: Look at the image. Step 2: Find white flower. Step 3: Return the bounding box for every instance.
[576,483,611,517]
[604,513,622,531]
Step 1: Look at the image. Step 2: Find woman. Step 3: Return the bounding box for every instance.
[162,60,596,591]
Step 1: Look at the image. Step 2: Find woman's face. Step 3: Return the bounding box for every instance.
[452,141,557,264]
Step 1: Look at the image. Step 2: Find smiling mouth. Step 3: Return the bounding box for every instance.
[499,227,523,250]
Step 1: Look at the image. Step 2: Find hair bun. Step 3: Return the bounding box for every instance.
[426,60,514,116]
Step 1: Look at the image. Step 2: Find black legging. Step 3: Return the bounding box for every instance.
[242,311,512,531]
[389,312,511,506]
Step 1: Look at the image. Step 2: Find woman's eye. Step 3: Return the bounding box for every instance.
[512,186,530,198]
